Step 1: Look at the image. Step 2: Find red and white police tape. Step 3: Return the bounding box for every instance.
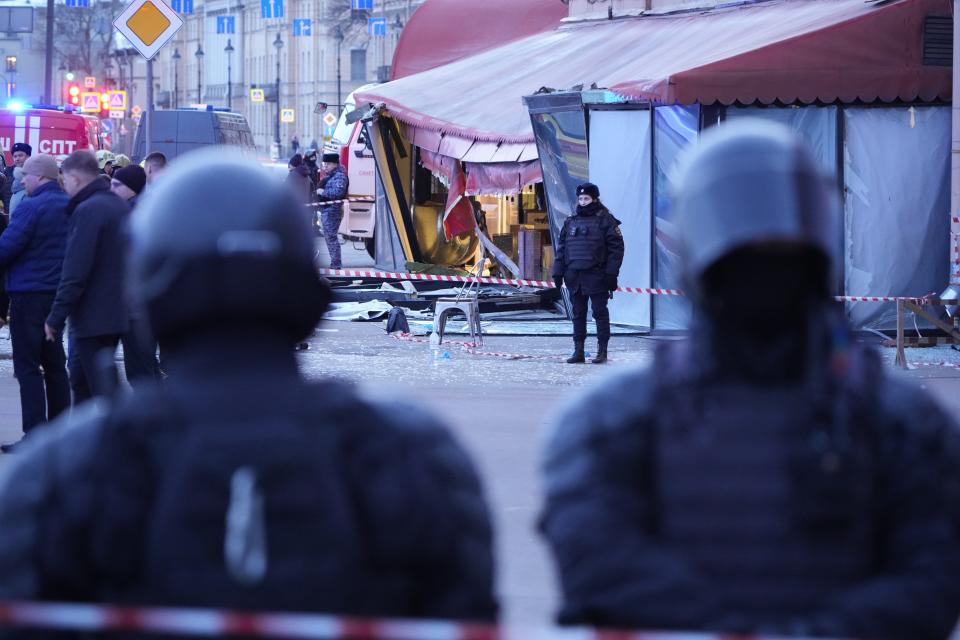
[0,600,759,639]
[318,268,933,304]
[308,197,377,208]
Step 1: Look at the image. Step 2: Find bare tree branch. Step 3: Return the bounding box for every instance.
[51,1,118,77]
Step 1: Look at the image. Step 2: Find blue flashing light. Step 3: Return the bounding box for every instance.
[5,100,29,112]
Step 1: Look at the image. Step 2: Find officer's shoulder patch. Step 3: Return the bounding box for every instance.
[614,226,622,236]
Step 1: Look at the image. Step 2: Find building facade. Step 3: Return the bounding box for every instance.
[0,4,50,106]
[126,0,424,156]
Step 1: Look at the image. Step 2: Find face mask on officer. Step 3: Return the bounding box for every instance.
[673,120,837,380]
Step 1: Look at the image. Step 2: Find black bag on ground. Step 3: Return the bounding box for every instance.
[385,306,410,334]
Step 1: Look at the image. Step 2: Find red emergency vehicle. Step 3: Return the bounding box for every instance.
[0,107,103,166]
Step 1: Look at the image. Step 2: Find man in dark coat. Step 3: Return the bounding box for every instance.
[552,183,624,364]
[0,154,70,451]
[540,121,960,639]
[0,150,498,624]
[286,153,313,205]
[0,153,11,215]
[303,147,320,186]
[111,164,161,386]
[144,151,168,187]
[45,150,130,402]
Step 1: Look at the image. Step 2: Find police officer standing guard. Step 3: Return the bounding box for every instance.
[553,183,624,364]
[540,122,960,639]
[0,150,498,622]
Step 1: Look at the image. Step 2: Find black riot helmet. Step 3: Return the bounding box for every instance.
[128,149,331,346]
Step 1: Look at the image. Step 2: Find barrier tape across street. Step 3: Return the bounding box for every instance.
[0,600,768,639]
[318,268,931,303]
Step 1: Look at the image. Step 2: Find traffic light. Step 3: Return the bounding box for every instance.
[66,83,81,107]
[100,91,110,116]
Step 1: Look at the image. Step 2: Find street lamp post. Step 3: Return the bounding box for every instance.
[224,39,234,110]
[57,61,65,104]
[114,49,130,96]
[195,44,204,103]
[335,25,344,116]
[273,32,282,159]
[172,48,181,108]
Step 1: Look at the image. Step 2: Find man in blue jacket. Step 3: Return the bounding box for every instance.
[0,154,70,451]
[45,150,129,402]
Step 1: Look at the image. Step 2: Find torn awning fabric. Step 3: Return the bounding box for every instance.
[390,0,566,80]
[420,148,542,197]
[356,0,949,153]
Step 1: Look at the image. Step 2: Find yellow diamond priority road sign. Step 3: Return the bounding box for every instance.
[114,0,183,60]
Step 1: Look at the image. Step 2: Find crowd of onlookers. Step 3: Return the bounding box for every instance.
[285,147,350,269]
[0,144,168,451]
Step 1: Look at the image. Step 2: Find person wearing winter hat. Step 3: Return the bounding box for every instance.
[109,163,160,386]
[8,142,31,175]
[552,182,624,364]
[110,165,147,208]
[286,153,313,210]
[6,142,32,218]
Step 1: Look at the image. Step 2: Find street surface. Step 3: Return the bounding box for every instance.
[0,319,958,627]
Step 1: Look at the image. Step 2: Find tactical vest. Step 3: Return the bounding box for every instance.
[650,341,882,620]
[87,381,415,616]
[564,213,608,271]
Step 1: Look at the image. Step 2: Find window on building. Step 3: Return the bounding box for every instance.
[350,48,366,82]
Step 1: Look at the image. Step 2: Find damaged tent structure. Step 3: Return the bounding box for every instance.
[355,0,951,331]
[358,0,566,282]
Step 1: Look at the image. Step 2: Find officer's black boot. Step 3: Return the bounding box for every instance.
[566,341,585,364]
[592,341,608,364]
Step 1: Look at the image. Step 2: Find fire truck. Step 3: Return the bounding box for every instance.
[0,104,104,166]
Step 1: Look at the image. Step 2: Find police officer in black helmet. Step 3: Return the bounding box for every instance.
[541,122,960,638]
[553,183,624,364]
[0,150,498,623]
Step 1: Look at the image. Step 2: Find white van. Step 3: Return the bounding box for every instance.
[327,85,379,256]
